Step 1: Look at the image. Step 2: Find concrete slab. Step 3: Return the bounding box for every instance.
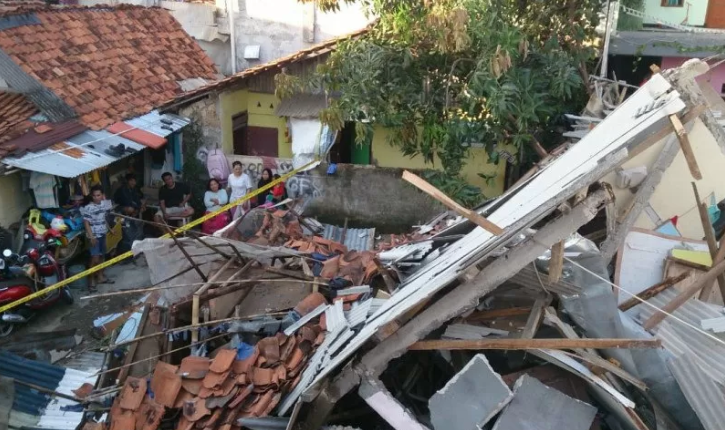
[428,354,513,430]
[492,375,597,430]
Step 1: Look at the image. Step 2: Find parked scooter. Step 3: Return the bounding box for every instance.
[0,238,74,337]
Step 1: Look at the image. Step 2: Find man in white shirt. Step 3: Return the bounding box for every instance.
[81,185,113,292]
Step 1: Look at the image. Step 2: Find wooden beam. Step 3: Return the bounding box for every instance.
[643,258,725,330]
[402,170,504,235]
[704,235,725,301]
[618,272,691,312]
[548,241,565,283]
[162,225,208,282]
[670,115,702,179]
[191,258,237,342]
[373,258,397,294]
[542,308,648,391]
[408,338,662,351]
[520,295,552,339]
[692,182,725,300]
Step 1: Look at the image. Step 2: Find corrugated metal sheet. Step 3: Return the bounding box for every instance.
[0,13,41,30]
[378,241,434,263]
[325,300,347,333]
[322,224,374,251]
[301,222,375,251]
[508,265,582,296]
[345,299,372,327]
[633,288,725,383]
[275,94,328,118]
[668,352,725,430]
[0,350,99,430]
[336,286,371,296]
[2,129,144,177]
[283,304,328,336]
[124,110,190,137]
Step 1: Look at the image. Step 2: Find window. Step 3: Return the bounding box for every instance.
[661,0,684,6]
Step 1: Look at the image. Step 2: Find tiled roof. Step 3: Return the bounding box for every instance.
[159,26,371,110]
[0,90,37,146]
[0,5,219,130]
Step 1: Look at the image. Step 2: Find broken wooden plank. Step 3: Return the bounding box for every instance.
[628,104,706,159]
[643,258,725,330]
[118,306,150,384]
[191,258,237,342]
[520,295,552,339]
[402,170,504,235]
[670,114,702,180]
[373,258,397,294]
[548,242,565,284]
[162,225,208,283]
[542,308,648,391]
[692,182,725,300]
[618,272,691,312]
[408,338,662,351]
[703,235,725,301]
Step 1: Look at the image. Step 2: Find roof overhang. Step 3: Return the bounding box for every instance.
[610,30,725,57]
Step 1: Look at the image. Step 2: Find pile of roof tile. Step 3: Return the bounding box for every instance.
[107,321,325,430]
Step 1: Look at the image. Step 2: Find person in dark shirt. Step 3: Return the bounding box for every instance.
[114,173,145,217]
[154,172,194,228]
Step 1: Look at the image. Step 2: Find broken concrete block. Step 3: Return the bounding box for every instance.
[492,375,596,430]
[428,354,513,430]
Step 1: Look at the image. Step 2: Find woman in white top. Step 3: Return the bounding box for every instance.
[227,161,252,219]
[201,178,230,234]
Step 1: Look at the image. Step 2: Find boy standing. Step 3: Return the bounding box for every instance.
[82,185,113,292]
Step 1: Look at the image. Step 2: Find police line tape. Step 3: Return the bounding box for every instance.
[0,161,316,314]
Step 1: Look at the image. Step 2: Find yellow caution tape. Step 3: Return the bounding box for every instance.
[0,161,315,314]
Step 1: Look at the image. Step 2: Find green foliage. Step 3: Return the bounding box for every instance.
[292,0,602,177]
[421,169,485,208]
[181,117,208,218]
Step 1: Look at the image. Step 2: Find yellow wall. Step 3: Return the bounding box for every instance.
[600,118,725,239]
[0,172,31,228]
[220,89,292,158]
[370,125,509,197]
[219,92,507,197]
[220,89,249,154]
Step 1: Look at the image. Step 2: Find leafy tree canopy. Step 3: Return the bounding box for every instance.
[284,0,604,176]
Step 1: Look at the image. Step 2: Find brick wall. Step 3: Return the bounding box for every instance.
[706,0,725,28]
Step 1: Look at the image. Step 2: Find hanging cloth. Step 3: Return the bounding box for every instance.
[29,172,58,209]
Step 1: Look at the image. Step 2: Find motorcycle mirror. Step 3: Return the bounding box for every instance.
[2,249,11,258]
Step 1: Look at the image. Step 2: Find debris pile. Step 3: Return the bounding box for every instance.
[15,59,725,430]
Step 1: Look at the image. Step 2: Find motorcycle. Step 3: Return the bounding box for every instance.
[0,238,74,337]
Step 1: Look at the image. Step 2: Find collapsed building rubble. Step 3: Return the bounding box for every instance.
[4,58,725,430]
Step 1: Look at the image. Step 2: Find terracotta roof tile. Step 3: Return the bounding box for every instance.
[0,6,218,130]
[0,91,38,153]
[209,349,237,373]
[119,377,146,411]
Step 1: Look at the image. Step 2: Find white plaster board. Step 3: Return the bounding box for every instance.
[614,228,708,304]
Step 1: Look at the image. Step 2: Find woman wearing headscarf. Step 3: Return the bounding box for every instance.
[256,168,273,207]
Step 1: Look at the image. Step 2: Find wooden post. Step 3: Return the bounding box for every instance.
[644,258,725,330]
[402,170,504,235]
[692,182,725,300]
[618,272,691,312]
[548,241,565,283]
[670,115,702,180]
[520,295,552,339]
[191,258,237,342]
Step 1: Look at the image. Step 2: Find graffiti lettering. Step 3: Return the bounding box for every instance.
[286,174,323,199]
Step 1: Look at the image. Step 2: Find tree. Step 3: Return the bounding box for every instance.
[283,0,604,177]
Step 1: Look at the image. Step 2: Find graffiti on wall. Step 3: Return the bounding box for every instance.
[286,173,324,199]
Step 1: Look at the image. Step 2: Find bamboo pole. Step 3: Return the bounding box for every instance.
[408,338,662,351]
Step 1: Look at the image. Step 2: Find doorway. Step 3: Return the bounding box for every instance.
[328,122,370,164]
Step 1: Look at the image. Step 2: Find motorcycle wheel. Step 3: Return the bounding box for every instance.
[0,321,13,338]
[56,237,81,265]
[61,287,74,305]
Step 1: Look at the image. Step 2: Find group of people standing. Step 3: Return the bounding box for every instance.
[201,161,287,234]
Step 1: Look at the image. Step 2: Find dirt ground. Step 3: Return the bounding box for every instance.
[13,257,151,351]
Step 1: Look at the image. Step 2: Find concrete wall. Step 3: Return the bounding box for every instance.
[662,57,725,93]
[223,0,372,72]
[601,118,725,239]
[643,0,708,26]
[220,155,442,229]
[0,173,31,229]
